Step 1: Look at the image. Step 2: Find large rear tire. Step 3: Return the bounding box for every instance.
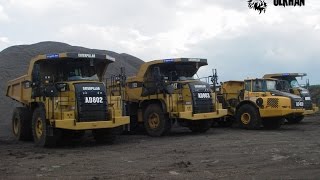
[188,120,212,133]
[32,107,60,147]
[143,104,171,137]
[287,115,304,124]
[12,107,33,141]
[236,104,262,130]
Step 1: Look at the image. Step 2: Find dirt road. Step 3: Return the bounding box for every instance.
[0,115,320,179]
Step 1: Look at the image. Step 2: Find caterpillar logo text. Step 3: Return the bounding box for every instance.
[78,54,96,58]
[83,87,100,91]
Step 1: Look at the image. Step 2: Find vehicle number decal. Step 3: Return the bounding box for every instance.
[198,93,210,99]
[85,97,103,104]
[295,101,304,107]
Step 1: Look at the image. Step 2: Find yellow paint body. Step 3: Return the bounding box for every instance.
[122,58,227,122]
[263,73,319,115]
[6,53,129,130]
[221,79,304,119]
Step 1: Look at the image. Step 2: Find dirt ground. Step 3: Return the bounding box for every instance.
[0,114,320,179]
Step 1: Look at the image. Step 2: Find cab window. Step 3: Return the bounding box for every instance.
[245,81,251,91]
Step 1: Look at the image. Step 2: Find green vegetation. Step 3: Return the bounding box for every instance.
[309,85,320,105]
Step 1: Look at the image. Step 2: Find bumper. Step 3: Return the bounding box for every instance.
[178,109,228,120]
[52,116,130,130]
[260,108,304,118]
[304,106,319,115]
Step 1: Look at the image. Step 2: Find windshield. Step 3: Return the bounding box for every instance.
[275,76,302,88]
[147,62,204,81]
[290,79,300,88]
[35,58,105,83]
[66,67,99,81]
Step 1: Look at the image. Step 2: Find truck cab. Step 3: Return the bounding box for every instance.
[6,52,129,147]
[124,58,227,136]
[220,78,305,129]
[263,73,319,118]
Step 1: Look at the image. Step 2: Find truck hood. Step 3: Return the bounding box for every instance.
[269,90,302,100]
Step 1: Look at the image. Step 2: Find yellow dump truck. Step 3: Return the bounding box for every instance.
[6,52,129,147]
[218,78,305,129]
[263,73,319,122]
[116,58,227,136]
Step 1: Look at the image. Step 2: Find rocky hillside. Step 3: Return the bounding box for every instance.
[0,41,144,136]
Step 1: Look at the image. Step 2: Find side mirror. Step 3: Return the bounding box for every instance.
[55,83,68,92]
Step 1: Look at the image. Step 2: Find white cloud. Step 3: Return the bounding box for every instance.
[0,0,320,83]
[0,5,9,22]
[0,36,10,50]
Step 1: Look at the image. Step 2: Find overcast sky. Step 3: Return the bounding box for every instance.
[0,0,319,84]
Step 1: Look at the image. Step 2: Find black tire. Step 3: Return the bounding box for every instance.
[287,115,304,124]
[32,106,60,147]
[12,107,33,141]
[236,104,262,130]
[92,128,119,144]
[262,118,283,130]
[143,104,171,137]
[188,120,212,133]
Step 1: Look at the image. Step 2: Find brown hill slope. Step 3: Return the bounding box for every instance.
[0,41,144,137]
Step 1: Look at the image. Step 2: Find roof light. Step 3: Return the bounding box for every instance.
[46,54,59,59]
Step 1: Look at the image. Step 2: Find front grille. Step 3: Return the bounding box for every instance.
[304,100,312,110]
[188,82,214,114]
[192,95,214,113]
[267,98,279,108]
[291,98,304,109]
[74,83,108,122]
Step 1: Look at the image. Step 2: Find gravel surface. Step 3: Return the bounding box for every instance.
[0,115,319,179]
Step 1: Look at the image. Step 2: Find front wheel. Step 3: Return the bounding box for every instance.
[32,107,60,147]
[143,104,171,137]
[236,104,262,130]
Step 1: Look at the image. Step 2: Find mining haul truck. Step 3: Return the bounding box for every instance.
[263,73,319,123]
[117,58,227,136]
[6,52,129,147]
[218,78,305,129]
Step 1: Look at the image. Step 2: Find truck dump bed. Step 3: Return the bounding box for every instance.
[6,75,31,105]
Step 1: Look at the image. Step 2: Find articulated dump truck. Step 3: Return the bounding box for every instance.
[112,58,227,136]
[263,73,319,123]
[6,52,129,147]
[217,78,305,129]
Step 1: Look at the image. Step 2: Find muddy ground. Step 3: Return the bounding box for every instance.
[0,114,320,179]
